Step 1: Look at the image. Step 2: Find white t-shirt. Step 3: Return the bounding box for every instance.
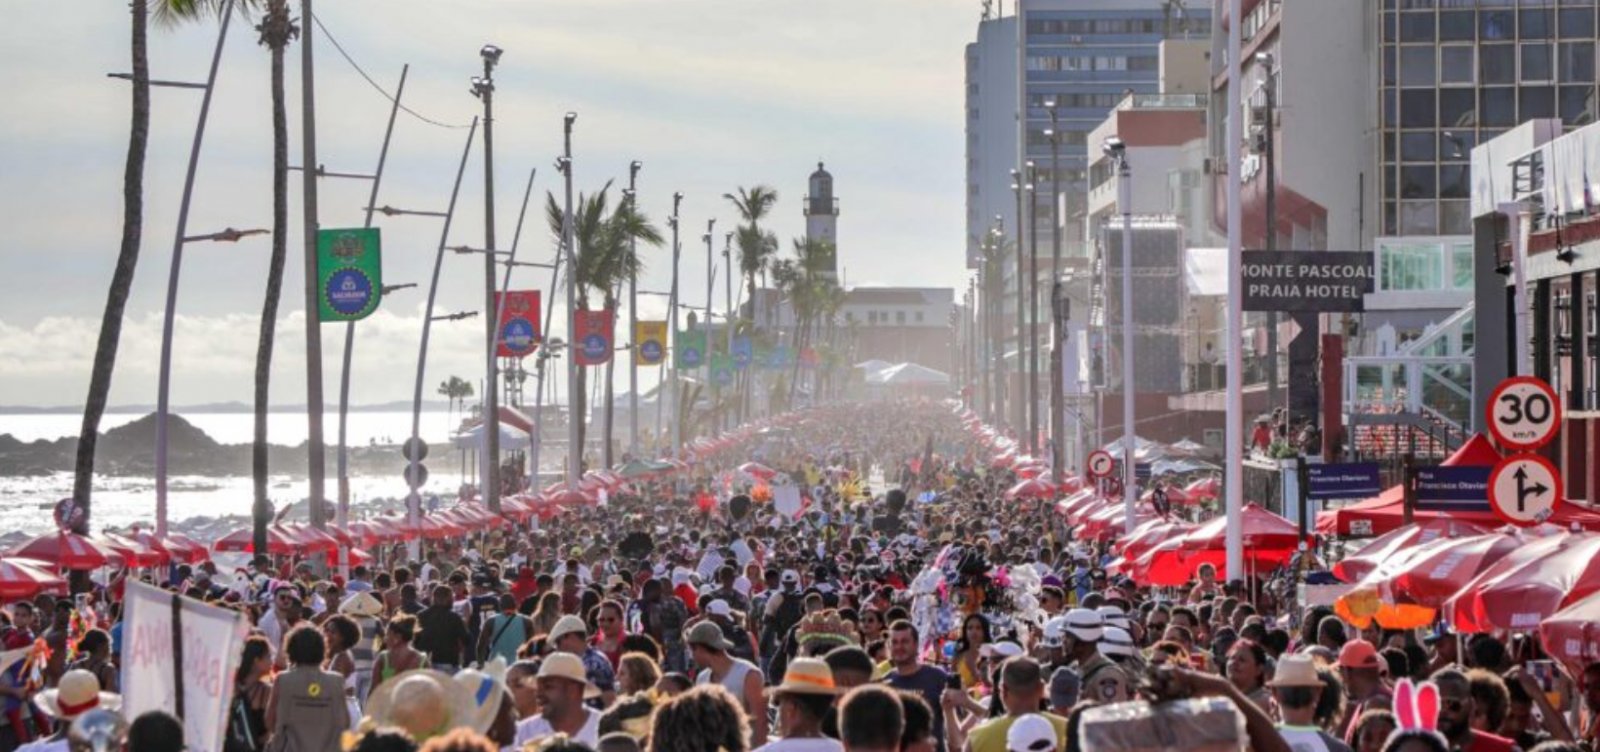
[16,739,69,752]
[753,738,844,752]
[513,708,602,748]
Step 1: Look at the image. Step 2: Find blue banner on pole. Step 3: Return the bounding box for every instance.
[732,336,753,370]
[1414,466,1492,512]
[1306,462,1382,501]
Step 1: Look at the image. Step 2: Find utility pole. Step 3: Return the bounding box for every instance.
[300,0,328,531]
[1027,168,1040,455]
[1225,0,1246,579]
[1048,100,1065,474]
[474,44,503,511]
[561,112,580,488]
[1261,53,1280,417]
[704,219,717,420]
[627,161,642,456]
[665,192,683,456]
[724,230,735,430]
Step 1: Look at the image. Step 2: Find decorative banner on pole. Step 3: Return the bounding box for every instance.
[574,309,615,366]
[316,227,383,321]
[635,320,668,365]
[800,347,821,368]
[765,346,794,370]
[1241,250,1373,312]
[676,329,707,369]
[711,353,735,387]
[732,336,754,370]
[495,290,541,358]
[123,580,248,752]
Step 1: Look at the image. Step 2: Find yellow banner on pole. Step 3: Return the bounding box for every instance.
[635,320,668,365]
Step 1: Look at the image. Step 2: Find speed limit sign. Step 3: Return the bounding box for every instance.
[1487,376,1562,451]
[1086,450,1115,479]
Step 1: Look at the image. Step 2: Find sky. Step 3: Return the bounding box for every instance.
[0,0,978,410]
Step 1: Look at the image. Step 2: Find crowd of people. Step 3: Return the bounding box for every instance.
[0,400,1596,752]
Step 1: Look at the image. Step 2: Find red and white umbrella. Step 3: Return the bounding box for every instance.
[0,558,68,599]
[8,532,120,570]
[737,462,778,481]
[212,526,298,555]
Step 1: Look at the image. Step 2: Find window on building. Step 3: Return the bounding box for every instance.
[1400,201,1439,234]
[1380,241,1446,291]
[1441,201,1471,235]
[1441,130,1474,161]
[1384,46,1397,86]
[1401,89,1437,127]
[1521,8,1554,40]
[1522,43,1554,82]
[1562,8,1597,39]
[1561,85,1597,126]
[896,311,906,325]
[1401,45,1435,87]
[1402,131,1436,162]
[1439,10,1475,42]
[1558,42,1595,84]
[1450,242,1474,290]
[1400,11,1435,42]
[1401,165,1437,199]
[916,312,925,323]
[1439,163,1469,199]
[1481,87,1517,127]
[1440,45,1475,85]
[1522,86,1556,120]
[1481,44,1516,84]
[1440,89,1477,129]
[1481,10,1514,42]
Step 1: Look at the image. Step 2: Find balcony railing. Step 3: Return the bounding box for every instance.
[1115,93,1208,111]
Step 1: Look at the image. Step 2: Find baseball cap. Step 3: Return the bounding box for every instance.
[1006,713,1058,752]
[686,621,734,652]
[980,641,1025,660]
[1062,608,1104,642]
[781,569,801,587]
[1338,639,1381,670]
[707,599,734,618]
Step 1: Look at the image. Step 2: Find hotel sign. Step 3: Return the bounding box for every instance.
[1242,251,1374,312]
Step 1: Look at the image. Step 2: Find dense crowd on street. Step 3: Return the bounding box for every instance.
[1,400,1596,752]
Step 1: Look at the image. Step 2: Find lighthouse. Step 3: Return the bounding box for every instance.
[804,162,839,279]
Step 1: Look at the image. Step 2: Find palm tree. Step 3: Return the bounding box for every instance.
[723,186,779,325]
[72,0,234,535]
[252,0,297,555]
[784,238,837,405]
[437,375,473,429]
[544,184,662,465]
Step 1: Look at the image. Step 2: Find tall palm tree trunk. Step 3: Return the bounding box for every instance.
[253,2,292,556]
[72,0,152,535]
[602,294,617,466]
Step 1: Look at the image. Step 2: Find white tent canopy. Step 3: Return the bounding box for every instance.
[866,362,951,386]
[853,359,893,373]
[452,422,530,449]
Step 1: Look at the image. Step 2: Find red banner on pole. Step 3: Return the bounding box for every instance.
[573,309,615,366]
[495,290,541,358]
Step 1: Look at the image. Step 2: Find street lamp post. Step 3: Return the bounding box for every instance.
[152,1,236,538]
[1257,51,1281,416]
[472,44,503,511]
[561,112,581,489]
[1225,0,1246,579]
[406,118,479,560]
[662,193,684,456]
[723,230,735,430]
[704,220,717,417]
[1027,162,1040,455]
[626,161,642,456]
[1047,99,1065,474]
[1104,136,1136,535]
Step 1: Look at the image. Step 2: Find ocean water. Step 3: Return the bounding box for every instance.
[0,411,474,537]
[0,471,469,538]
[0,410,461,446]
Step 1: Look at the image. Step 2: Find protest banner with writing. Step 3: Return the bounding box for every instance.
[123,580,248,752]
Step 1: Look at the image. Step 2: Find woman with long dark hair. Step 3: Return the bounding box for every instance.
[225,636,272,752]
[952,614,992,690]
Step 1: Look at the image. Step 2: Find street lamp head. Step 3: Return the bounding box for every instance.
[564,112,578,125]
[469,76,492,98]
[1042,128,1054,137]
[554,156,571,174]
[480,44,503,65]
[1009,168,1020,179]
[631,160,643,173]
[1044,98,1057,109]
[1102,136,1126,156]
[1254,51,1274,69]
[673,191,684,201]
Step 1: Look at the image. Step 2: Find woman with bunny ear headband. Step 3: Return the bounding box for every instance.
[1378,678,1452,752]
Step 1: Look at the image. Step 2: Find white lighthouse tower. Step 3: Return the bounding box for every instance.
[804,162,839,279]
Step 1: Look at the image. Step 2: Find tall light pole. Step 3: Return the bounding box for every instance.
[723,230,735,430]
[1047,98,1065,474]
[1010,169,1026,437]
[472,44,503,511]
[1105,136,1136,535]
[300,0,328,530]
[1258,51,1281,416]
[663,192,684,456]
[406,119,479,560]
[1225,0,1246,577]
[626,161,642,456]
[1026,162,1040,455]
[560,112,580,488]
[704,219,717,415]
[152,0,237,538]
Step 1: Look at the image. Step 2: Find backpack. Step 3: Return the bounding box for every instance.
[722,621,756,663]
[763,591,804,652]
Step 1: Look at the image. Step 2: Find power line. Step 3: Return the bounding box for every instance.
[310,13,473,130]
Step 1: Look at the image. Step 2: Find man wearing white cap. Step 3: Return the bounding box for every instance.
[513,653,604,748]
[550,615,617,706]
[1061,608,1129,704]
[1004,713,1058,752]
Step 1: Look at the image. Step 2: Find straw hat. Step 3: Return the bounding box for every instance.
[454,658,508,734]
[35,669,120,721]
[364,669,476,742]
[339,591,384,619]
[535,653,601,699]
[765,658,841,697]
[1267,655,1325,688]
[549,615,588,642]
